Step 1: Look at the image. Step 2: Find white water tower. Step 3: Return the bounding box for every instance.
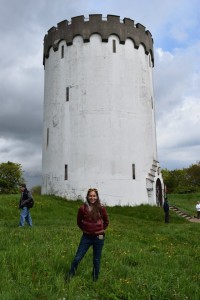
[42,14,164,206]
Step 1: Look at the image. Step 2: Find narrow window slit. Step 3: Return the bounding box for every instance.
[65,164,68,180]
[132,164,136,180]
[66,87,69,101]
[47,128,49,147]
[113,40,116,53]
[61,45,64,58]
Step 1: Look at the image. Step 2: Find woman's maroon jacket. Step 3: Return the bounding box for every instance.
[77,204,109,235]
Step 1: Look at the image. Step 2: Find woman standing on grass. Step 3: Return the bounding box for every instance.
[68,188,109,281]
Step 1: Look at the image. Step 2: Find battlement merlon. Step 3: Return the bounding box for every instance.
[43,14,154,66]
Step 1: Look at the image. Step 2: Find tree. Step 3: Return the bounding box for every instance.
[161,168,175,193]
[0,161,24,194]
[187,162,200,187]
[162,162,200,194]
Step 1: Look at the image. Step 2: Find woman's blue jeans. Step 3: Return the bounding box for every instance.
[69,233,104,280]
[19,207,32,227]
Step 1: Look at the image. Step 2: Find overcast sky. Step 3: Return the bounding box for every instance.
[0,0,200,187]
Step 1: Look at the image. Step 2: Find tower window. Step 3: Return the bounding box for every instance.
[61,45,64,58]
[112,40,116,53]
[47,128,49,147]
[132,164,136,180]
[151,96,153,109]
[149,55,151,67]
[66,87,69,101]
[65,164,68,180]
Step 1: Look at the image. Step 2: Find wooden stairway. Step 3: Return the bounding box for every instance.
[169,205,200,223]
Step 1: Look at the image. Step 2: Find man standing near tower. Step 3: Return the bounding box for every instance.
[18,183,34,227]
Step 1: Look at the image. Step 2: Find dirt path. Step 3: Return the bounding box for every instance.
[188,217,200,223]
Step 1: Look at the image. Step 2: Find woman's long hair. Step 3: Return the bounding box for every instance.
[86,188,102,220]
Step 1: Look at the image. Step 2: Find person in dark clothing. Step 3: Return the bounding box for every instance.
[18,183,33,227]
[67,188,109,281]
[163,197,169,223]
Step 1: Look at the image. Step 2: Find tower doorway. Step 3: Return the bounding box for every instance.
[156,178,162,206]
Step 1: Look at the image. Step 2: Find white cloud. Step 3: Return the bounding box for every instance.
[154,36,200,170]
[157,97,200,146]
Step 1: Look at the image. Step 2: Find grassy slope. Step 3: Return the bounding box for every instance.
[168,193,200,215]
[0,194,200,300]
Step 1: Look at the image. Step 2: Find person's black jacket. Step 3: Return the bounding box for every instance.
[163,201,169,212]
[18,188,34,209]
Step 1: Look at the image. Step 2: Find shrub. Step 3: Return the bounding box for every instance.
[173,186,198,194]
[31,185,41,195]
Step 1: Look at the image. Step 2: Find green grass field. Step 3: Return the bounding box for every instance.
[0,194,200,300]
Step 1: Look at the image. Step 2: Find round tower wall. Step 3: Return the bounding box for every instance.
[42,30,158,205]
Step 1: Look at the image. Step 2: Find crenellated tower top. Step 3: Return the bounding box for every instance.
[43,14,154,66]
